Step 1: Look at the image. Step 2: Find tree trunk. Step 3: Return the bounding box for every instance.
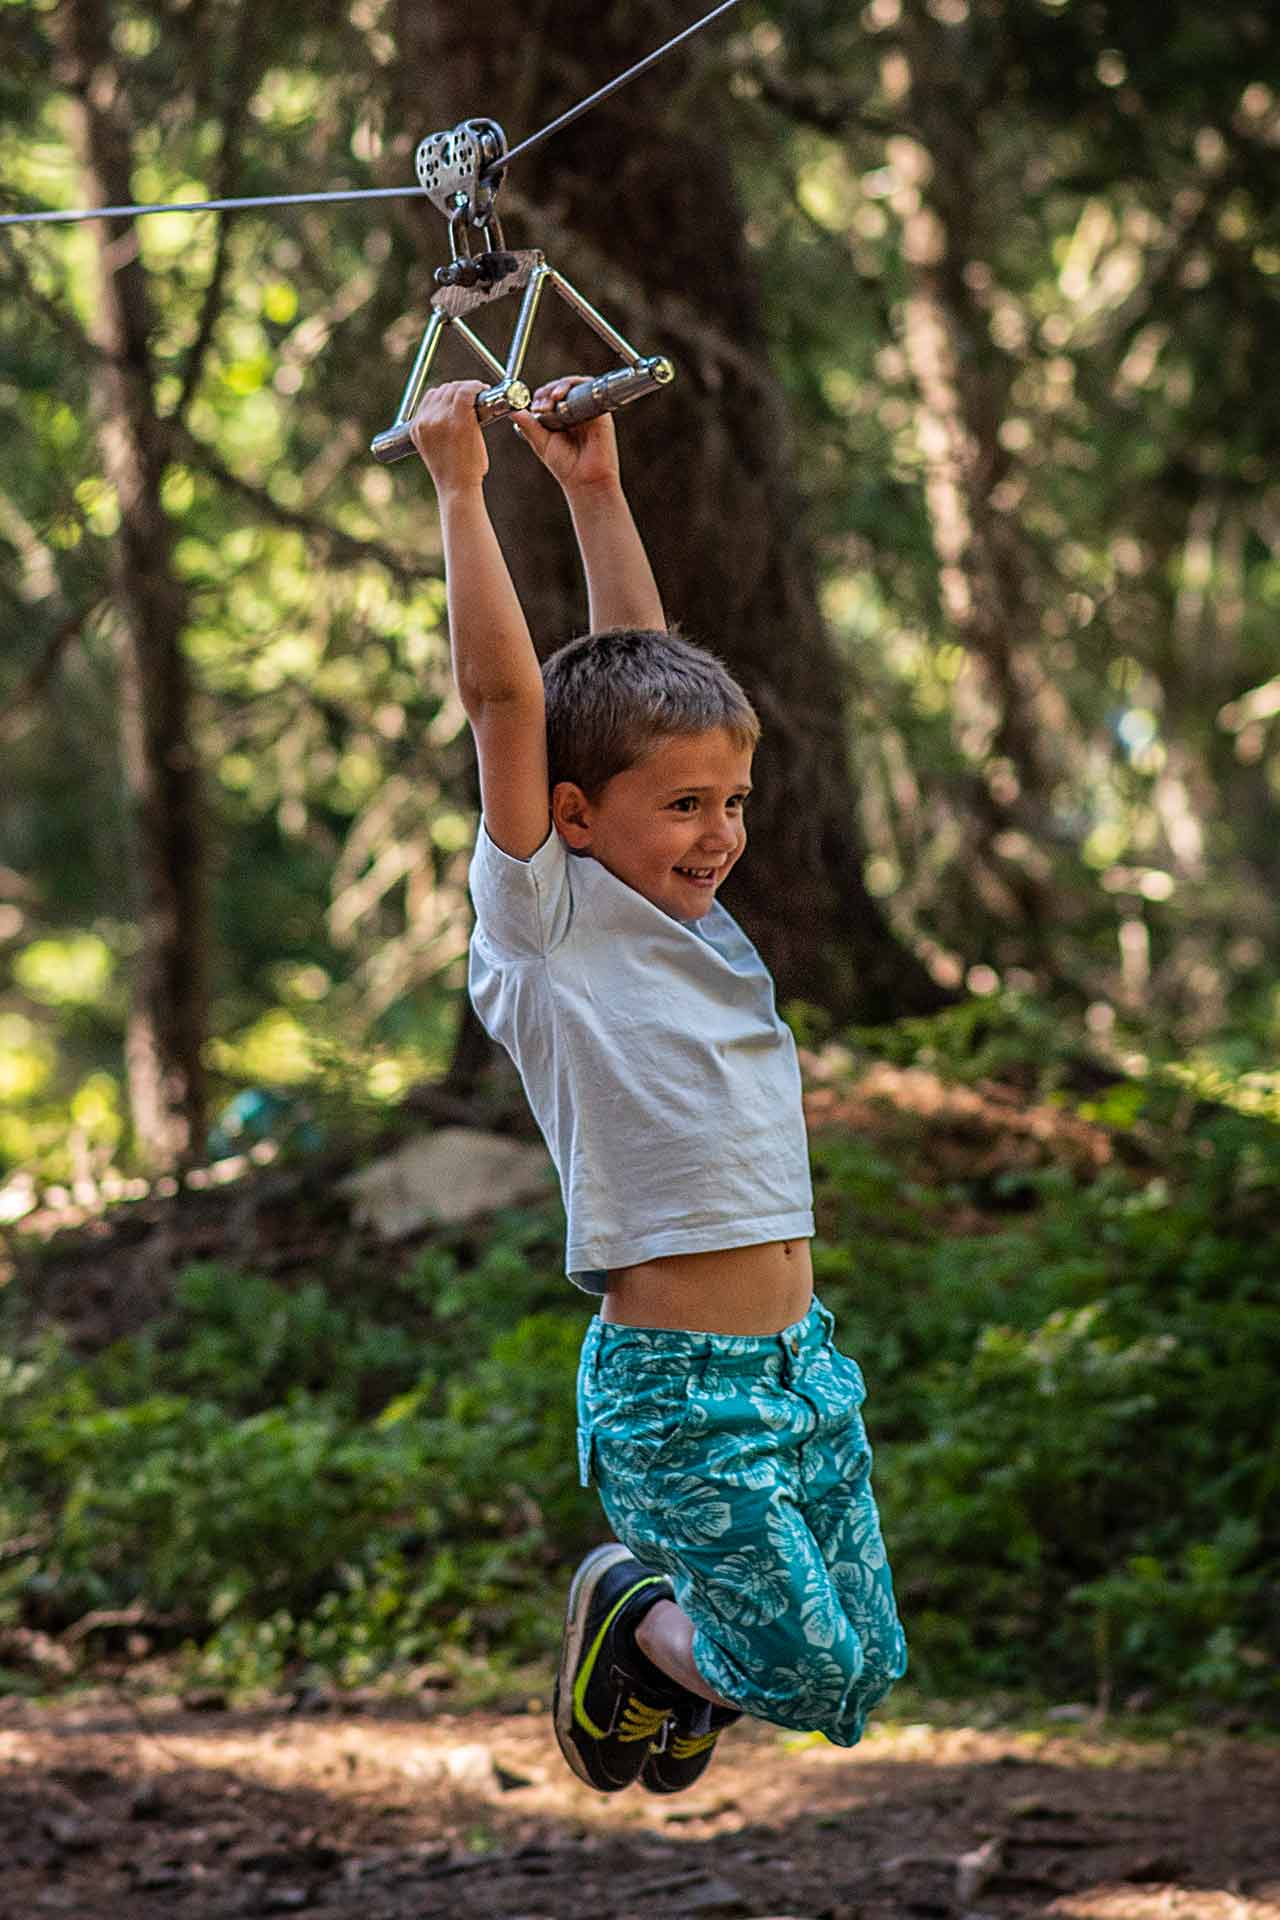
[389,0,950,1030]
[884,0,1073,951]
[55,0,209,1169]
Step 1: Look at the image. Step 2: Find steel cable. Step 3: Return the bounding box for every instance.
[0,0,743,229]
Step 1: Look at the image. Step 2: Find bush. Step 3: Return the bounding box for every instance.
[808,1091,1280,1709]
[3,1031,1277,1713]
[0,1214,598,1688]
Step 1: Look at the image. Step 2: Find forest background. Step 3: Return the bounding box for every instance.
[0,0,1277,1720]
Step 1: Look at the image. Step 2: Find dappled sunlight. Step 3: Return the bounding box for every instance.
[1051,1891,1280,1919]
[2,10,1278,1920]
[2,1698,1277,1917]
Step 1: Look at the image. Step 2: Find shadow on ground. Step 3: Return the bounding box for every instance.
[2,1694,1278,1920]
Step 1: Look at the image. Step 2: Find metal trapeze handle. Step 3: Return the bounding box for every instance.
[370,355,675,465]
[542,358,675,429]
[369,250,675,466]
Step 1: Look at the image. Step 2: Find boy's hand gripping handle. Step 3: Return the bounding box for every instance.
[536,357,674,431]
[371,355,675,463]
[370,379,532,464]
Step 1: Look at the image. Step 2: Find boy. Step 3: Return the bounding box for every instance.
[412,377,906,1795]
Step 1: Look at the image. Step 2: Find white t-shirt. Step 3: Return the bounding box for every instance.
[468,823,814,1291]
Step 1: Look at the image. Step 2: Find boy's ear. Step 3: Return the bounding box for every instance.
[552,781,594,849]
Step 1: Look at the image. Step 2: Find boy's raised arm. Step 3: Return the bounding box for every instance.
[517,380,666,634]
[413,383,550,862]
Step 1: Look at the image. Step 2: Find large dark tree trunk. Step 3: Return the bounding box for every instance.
[55,0,209,1169]
[884,0,1077,956]
[390,0,949,1031]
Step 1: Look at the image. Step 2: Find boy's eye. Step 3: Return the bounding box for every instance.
[669,794,749,812]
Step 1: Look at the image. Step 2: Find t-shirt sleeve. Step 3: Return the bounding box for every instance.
[468,820,572,958]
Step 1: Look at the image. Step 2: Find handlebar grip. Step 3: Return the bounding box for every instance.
[369,377,535,464]
[540,356,675,431]
[370,362,673,462]
[370,420,418,465]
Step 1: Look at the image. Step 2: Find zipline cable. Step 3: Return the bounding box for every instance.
[0,0,744,230]
[0,185,428,229]
[488,0,742,177]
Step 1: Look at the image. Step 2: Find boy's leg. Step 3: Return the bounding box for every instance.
[584,1366,854,1769]
[632,1598,743,1795]
[553,1542,692,1792]
[635,1598,738,1706]
[571,1320,740,1797]
[800,1405,908,1731]
[585,1306,906,1751]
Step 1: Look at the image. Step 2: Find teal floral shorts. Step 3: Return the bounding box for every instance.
[576,1297,907,1746]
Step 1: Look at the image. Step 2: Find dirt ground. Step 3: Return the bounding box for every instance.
[4,1073,1276,1918]
[3,1691,1277,1920]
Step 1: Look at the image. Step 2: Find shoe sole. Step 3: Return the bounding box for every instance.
[640,1746,718,1794]
[553,1541,634,1789]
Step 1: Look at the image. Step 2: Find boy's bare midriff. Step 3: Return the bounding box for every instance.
[601,1238,814,1335]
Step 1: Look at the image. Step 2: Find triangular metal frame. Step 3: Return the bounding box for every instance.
[370,249,673,464]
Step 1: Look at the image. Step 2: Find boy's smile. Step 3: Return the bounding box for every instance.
[553,727,752,920]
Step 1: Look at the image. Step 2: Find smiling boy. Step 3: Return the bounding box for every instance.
[412,378,906,1795]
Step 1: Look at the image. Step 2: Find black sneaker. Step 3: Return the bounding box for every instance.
[553,1543,678,1792]
[640,1700,742,1795]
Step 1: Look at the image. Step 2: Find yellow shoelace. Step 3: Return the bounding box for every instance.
[669,1728,721,1759]
[617,1696,670,1744]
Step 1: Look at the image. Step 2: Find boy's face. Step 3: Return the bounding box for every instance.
[553,727,752,920]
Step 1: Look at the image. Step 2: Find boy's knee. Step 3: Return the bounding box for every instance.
[695,1609,906,1747]
[708,1613,864,1714]
[793,1636,907,1747]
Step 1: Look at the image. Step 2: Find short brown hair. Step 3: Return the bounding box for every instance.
[542,627,760,797]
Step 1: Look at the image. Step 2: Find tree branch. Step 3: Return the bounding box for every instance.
[0,602,103,745]
[742,60,907,142]
[170,419,433,583]
[0,229,103,368]
[174,0,265,427]
[174,211,237,428]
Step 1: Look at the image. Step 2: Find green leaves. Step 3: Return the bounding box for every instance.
[3,1076,1278,1708]
[0,1211,596,1689]
[808,1074,1280,1707]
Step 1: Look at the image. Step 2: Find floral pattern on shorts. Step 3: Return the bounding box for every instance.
[576,1298,907,1747]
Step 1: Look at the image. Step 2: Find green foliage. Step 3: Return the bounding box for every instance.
[806,1053,1280,1709]
[4,1034,1278,1714]
[116,1263,423,1415]
[0,1205,598,1691]
[853,992,1103,1094]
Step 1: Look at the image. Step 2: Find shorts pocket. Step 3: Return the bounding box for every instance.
[801,1343,868,1426]
[577,1420,597,1489]
[591,1367,697,1487]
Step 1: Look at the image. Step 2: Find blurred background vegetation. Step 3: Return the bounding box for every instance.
[0,0,1277,1718]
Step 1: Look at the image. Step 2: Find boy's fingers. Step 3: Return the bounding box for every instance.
[412,380,486,427]
[530,374,591,412]
[511,407,553,448]
[420,378,484,401]
[410,380,493,462]
[451,380,489,419]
